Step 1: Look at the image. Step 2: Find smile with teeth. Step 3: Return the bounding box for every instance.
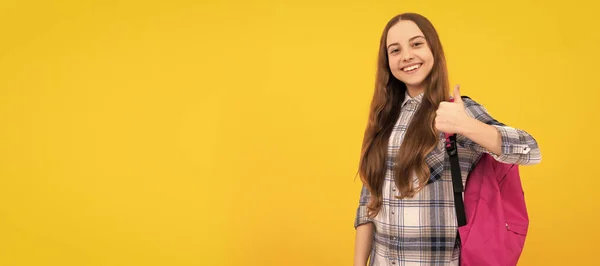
[402,64,422,72]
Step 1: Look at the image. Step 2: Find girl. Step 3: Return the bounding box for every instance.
[353,13,541,266]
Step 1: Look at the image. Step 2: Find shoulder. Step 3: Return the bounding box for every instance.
[459,95,489,114]
[460,95,479,108]
[459,96,505,125]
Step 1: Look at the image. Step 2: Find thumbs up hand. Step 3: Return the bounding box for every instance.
[435,85,471,134]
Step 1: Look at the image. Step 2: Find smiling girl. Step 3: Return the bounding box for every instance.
[353,13,541,266]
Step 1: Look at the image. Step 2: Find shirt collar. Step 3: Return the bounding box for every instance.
[401,91,424,107]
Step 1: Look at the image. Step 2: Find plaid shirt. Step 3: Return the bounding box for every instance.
[354,92,541,266]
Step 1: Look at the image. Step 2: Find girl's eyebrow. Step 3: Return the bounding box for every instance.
[387,35,426,49]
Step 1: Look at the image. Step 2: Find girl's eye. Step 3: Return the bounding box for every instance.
[413,42,424,47]
[390,48,399,54]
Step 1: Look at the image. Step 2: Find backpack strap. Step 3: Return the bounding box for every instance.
[446,133,467,227]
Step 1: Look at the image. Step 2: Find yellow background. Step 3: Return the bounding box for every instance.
[0,0,598,265]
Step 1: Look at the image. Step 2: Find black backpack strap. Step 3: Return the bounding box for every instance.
[445,132,467,227]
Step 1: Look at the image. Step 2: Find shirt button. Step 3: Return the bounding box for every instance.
[391,211,395,214]
[392,262,396,265]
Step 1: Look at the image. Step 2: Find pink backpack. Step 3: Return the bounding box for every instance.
[445,99,529,266]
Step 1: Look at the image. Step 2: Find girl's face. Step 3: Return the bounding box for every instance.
[386,20,434,94]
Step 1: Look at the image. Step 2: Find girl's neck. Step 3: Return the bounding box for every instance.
[406,85,425,98]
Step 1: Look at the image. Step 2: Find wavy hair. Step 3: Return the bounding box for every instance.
[358,13,450,217]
